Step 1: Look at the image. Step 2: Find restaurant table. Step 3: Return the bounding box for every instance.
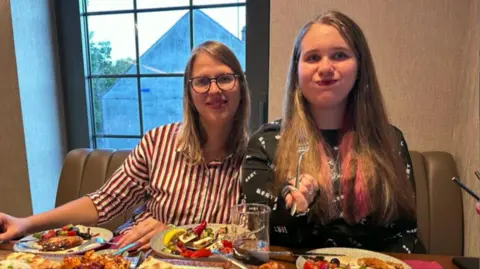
[267,246,458,269]
[0,243,460,268]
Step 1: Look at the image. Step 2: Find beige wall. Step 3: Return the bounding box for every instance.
[0,0,32,217]
[0,0,65,215]
[270,0,479,256]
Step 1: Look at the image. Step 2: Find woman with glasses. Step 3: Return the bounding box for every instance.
[0,41,250,250]
[241,11,425,253]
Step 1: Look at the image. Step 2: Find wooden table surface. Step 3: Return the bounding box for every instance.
[266,246,458,269]
[0,243,459,269]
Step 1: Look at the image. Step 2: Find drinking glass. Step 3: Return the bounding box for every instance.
[230,203,271,265]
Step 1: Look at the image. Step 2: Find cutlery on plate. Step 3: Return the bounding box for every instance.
[17,239,38,243]
[78,237,117,251]
[128,251,143,269]
[113,242,140,256]
[211,250,248,269]
[268,250,345,258]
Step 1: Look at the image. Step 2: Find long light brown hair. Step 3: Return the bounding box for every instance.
[274,11,415,225]
[176,41,250,164]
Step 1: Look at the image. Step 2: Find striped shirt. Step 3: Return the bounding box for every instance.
[87,123,243,233]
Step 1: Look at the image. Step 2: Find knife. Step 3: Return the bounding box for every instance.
[129,251,143,269]
[113,242,140,256]
[268,251,345,258]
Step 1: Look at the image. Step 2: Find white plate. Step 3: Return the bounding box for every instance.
[295,247,412,269]
[13,225,113,255]
[150,223,245,259]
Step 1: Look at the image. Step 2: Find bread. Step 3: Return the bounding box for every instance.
[5,253,61,269]
[137,257,175,269]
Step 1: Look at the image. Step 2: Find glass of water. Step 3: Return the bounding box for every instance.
[230,203,271,265]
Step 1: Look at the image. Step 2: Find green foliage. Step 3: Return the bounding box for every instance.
[88,31,134,133]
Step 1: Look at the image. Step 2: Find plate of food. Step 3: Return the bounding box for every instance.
[13,224,113,255]
[150,221,246,259]
[295,248,411,269]
[3,250,130,269]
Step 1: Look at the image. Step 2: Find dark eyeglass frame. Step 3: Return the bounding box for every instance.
[189,73,240,94]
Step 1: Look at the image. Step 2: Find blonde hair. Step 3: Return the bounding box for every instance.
[275,11,415,225]
[176,41,250,164]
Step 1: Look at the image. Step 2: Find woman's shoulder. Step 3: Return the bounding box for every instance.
[388,124,407,141]
[142,122,182,142]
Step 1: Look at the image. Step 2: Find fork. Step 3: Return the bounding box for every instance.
[78,237,117,251]
[290,127,309,216]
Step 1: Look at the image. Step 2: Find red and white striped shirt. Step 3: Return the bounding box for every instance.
[87,123,243,233]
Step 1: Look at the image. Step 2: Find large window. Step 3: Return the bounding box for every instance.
[55,0,269,150]
[81,0,246,149]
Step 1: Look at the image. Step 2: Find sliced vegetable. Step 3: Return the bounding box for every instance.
[221,240,232,248]
[180,250,194,258]
[41,230,56,240]
[192,220,207,235]
[190,248,212,258]
[162,228,187,245]
[32,232,42,239]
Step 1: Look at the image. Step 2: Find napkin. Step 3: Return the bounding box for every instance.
[403,260,443,269]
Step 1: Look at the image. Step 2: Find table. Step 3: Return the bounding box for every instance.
[0,243,459,268]
[266,250,458,269]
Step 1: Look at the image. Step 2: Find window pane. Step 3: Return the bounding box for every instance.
[137,11,190,74]
[141,77,183,133]
[87,14,136,75]
[193,0,245,5]
[93,78,140,135]
[85,0,133,12]
[193,8,245,70]
[136,0,189,9]
[96,137,140,149]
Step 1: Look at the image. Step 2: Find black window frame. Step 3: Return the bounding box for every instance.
[55,0,270,150]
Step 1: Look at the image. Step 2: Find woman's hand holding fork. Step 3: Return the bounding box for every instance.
[284,174,319,214]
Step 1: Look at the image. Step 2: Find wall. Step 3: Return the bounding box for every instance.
[9,0,67,214]
[0,0,66,215]
[269,0,479,256]
[0,0,32,217]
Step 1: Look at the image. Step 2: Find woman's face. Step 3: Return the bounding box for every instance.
[189,52,241,126]
[297,24,358,111]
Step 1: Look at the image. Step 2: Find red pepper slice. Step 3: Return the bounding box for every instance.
[192,220,207,235]
[180,250,194,258]
[221,240,233,249]
[219,247,232,254]
[190,248,212,258]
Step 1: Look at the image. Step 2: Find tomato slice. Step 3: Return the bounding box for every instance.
[304,260,316,269]
[67,231,77,236]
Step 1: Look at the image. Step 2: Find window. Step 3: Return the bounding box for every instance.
[55,0,269,150]
[81,0,245,149]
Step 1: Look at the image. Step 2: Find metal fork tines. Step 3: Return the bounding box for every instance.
[291,129,309,216]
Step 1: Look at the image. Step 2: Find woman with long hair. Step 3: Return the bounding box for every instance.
[241,11,425,253]
[0,41,250,250]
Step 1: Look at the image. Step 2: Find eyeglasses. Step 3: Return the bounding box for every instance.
[189,73,239,93]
